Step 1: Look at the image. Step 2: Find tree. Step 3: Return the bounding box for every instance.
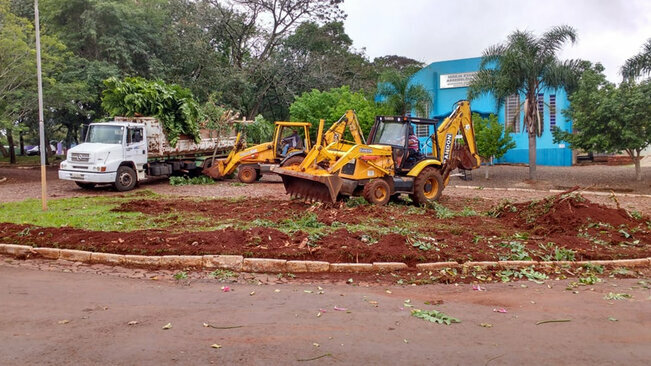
[468,25,581,180]
[289,85,388,140]
[372,55,424,77]
[472,113,515,179]
[553,63,650,181]
[621,39,651,80]
[377,70,431,116]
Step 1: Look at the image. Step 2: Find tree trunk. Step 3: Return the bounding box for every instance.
[19,132,25,155]
[528,132,537,180]
[7,128,16,164]
[627,149,643,181]
[0,141,8,158]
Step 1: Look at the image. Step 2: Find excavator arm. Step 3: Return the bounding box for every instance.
[202,133,273,179]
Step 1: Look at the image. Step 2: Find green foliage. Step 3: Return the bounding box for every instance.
[289,86,388,140]
[411,309,460,325]
[241,115,274,144]
[169,176,215,186]
[621,38,651,80]
[101,77,202,146]
[499,267,548,283]
[377,70,431,116]
[498,241,532,261]
[472,113,515,160]
[468,25,581,180]
[173,271,188,280]
[209,269,237,281]
[604,292,631,300]
[578,273,601,285]
[345,196,369,208]
[553,63,650,180]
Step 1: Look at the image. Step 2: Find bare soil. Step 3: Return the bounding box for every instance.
[2,191,649,265]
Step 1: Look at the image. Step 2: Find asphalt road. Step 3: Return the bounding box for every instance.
[1,260,650,365]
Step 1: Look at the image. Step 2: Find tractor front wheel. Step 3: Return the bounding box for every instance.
[237,165,258,183]
[410,167,444,205]
[363,179,391,206]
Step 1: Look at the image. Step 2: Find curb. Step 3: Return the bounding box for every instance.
[1,244,649,273]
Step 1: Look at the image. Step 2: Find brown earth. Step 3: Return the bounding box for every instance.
[2,191,649,265]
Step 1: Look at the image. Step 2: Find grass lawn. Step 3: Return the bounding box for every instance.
[0,191,213,232]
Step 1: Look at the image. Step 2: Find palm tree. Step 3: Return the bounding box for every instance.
[377,71,431,116]
[468,25,580,180]
[621,39,651,80]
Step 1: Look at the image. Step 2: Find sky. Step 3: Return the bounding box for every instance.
[340,0,651,82]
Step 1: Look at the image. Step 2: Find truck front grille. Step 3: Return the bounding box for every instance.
[71,153,90,162]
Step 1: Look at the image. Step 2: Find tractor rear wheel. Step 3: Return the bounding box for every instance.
[410,167,444,205]
[280,155,304,168]
[237,165,258,183]
[363,179,391,206]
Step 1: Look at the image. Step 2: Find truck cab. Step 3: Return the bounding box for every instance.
[59,121,147,191]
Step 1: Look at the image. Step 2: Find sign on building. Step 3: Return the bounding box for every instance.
[440,71,478,89]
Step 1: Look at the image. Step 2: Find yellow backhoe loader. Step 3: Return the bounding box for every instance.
[275,100,481,205]
[202,111,366,183]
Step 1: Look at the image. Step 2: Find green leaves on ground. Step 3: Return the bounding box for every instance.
[169,176,215,186]
[411,309,460,325]
[604,292,632,300]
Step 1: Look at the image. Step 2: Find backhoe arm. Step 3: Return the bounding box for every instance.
[323,110,366,146]
[435,100,481,170]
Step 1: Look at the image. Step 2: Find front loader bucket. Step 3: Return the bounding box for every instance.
[276,168,343,204]
[202,160,226,179]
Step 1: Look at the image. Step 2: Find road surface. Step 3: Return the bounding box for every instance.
[1,258,649,365]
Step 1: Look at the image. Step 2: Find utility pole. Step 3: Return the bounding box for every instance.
[34,0,47,211]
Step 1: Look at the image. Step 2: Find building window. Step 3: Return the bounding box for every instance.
[537,93,545,128]
[549,94,556,129]
[415,124,429,137]
[505,94,520,133]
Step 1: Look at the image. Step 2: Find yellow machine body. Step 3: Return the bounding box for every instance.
[276,101,481,204]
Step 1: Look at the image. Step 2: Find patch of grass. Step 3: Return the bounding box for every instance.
[426,201,455,219]
[173,271,188,280]
[0,195,192,231]
[209,269,237,280]
[169,175,215,186]
[628,210,643,220]
[0,155,43,164]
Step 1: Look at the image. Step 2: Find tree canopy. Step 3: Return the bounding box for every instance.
[468,25,581,180]
[553,63,650,181]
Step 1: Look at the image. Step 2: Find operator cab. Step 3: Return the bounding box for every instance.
[368,116,439,171]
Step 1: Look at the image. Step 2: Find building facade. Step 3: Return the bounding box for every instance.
[409,57,573,166]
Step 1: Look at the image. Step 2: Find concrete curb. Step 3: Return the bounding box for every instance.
[1,244,649,273]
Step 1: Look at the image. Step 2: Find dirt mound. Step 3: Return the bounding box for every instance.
[496,191,641,235]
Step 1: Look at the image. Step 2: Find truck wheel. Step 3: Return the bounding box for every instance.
[281,155,304,168]
[410,167,444,206]
[75,182,96,189]
[237,165,258,184]
[363,179,391,206]
[114,166,137,192]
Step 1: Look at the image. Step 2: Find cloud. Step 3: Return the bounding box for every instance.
[341,0,651,82]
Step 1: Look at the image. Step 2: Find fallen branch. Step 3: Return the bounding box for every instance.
[203,323,243,329]
[297,353,332,362]
[535,319,571,325]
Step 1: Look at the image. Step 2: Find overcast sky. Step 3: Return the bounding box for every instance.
[340,0,650,82]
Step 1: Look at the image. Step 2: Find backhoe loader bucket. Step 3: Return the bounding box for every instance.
[276,168,343,203]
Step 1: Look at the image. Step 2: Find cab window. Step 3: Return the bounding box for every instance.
[127,127,143,144]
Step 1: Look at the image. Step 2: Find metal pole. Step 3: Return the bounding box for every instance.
[34,0,47,211]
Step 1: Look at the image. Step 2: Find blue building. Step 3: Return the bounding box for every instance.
[408,57,573,166]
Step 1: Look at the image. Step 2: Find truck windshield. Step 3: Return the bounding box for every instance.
[86,125,124,144]
[370,122,408,147]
